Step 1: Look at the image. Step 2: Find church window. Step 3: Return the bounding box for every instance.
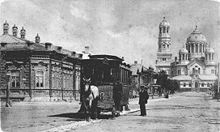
[11,71,20,87]
[36,70,44,88]
[178,70,181,75]
[196,44,198,53]
[159,28,162,34]
[163,27,166,33]
[200,44,202,53]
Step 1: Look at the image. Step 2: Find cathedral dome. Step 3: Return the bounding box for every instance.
[159,17,170,27]
[179,48,188,53]
[187,26,207,43]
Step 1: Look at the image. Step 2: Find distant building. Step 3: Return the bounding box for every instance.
[130,61,148,97]
[156,17,217,91]
[0,21,82,101]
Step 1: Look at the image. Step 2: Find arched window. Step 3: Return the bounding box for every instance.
[163,27,166,33]
[200,44,202,53]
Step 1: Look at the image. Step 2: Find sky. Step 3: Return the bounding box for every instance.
[0,0,220,67]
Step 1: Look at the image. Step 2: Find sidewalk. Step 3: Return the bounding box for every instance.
[1,94,170,132]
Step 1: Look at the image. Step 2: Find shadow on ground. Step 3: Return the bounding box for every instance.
[48,112,113,121]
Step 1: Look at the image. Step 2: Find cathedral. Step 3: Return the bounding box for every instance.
[156,17,218,92]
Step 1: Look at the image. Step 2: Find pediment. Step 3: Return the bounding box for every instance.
[187,59,205,69]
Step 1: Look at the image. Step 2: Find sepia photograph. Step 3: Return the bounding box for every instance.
[0,0,220,131]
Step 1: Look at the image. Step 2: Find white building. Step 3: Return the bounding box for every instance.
[156,17,217,92]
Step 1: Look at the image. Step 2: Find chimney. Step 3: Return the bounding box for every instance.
[56,46,62,52]
[84,46,89,54]
[175,57,177,62]
[78,54,83,59]
[3,21,9,35]
[71,51,76,57]
[12,24,18,37]
[20,27,26,39]
[27,41,34,47]
[1,43,7,48]
[45,42,52,50]
[35,33,40,43]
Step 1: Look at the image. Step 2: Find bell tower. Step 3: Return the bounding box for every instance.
[156,17,172,75]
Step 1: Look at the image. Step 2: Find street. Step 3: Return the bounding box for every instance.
[70,92,220,132]
[1,92,220,132]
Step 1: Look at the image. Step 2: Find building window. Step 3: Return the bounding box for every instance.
[201,83,204,87]
[11,71,20,87]
[211,69,215,74]
[189,83,192,87]
[207,83,210,87]
[36,71,44,88]
[183,83,186,87]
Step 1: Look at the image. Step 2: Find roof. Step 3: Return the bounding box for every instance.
[205,47,214,53]
[159,17,170,27]
[179,47,188,53]
[171,75,192,81]
[0,34,27,43]
[0,34,46,51]
[187,58,205,68]
[89,54,123,61]
[198,74,217,80]
[186,26,207,43]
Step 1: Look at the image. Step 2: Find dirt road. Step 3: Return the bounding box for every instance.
[1,92,220,132]
[73,92,220,132]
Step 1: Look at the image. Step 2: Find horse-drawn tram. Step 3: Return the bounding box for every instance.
[79,54,131,119]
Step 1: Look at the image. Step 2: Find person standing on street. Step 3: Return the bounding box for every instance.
[113,81,122,113]
[139,85,149,116]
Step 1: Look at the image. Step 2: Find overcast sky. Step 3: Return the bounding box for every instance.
[0,0,220,67]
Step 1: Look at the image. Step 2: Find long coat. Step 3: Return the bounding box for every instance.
[139,90,149,105]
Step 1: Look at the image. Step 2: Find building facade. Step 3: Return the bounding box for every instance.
[0,21,82,101]
[156,18,218,91]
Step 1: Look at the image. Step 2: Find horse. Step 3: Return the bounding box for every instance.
[82,78,99,121]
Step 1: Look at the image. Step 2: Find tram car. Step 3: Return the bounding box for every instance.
[80,54,131,116]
